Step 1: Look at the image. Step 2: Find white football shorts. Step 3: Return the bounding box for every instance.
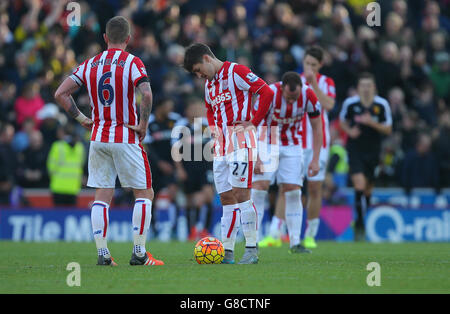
[303,146,329,182]
[253,143,305,186]
[213,147,257,194]
[87,141,152,189]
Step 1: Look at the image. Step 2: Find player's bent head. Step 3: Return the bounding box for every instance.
[282,71,302,91]
[183,43,215,73]
[281,71,302,103]
[105,16,131,44]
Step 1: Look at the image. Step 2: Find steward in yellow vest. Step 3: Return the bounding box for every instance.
[47,130,85,206]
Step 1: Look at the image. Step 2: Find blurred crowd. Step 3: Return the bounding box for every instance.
[0,0,449,207]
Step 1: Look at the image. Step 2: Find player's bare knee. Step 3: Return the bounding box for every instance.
[307,182,322,198]
[133,188,154,201]
[280,183,301,193]
[232,188,251,203]
[252,180,270,191]
[95,188,114,204]
[219,190,236,206]
[351,173,367,191]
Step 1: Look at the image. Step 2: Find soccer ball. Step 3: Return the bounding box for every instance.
[194,237,225,264]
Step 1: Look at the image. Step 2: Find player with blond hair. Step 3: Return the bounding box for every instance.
[55,16,163,266]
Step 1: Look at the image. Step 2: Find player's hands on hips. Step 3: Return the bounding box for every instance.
[125,123,147,142]
[210,126,219,140]
[308,159,320,177]
[80,118,94,130]
[254,156,264,175]
[233,120,256,133]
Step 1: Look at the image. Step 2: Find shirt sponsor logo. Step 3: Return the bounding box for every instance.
[273,114,304,124]
[211,91,232,106]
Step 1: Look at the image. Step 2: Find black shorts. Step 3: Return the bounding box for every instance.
[348,149,379,182]
[182,161,213,194]
[150,163,176,195]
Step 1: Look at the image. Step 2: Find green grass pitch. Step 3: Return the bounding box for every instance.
[0,241,449,294]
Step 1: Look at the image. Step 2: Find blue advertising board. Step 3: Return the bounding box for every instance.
[0,209,134,242]
[1,205,449,243]
[365,206,450,242]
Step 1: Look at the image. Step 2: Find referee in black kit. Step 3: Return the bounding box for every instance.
[339,72,393,240]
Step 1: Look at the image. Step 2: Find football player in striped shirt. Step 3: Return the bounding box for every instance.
[299,46,336,249]
[252,72,323,254]
[54,16,163,266]
[183,43,274,264]
[260,46,336,249]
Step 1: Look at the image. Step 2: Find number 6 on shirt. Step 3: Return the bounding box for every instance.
[98,71,114,107]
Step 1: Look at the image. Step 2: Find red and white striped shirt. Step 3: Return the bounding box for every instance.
[70,48,148,144]
[205,61,268,157]
[257,82,321,146]
[300,72,335,149]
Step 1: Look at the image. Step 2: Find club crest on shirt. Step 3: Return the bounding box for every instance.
[373,105,380,115]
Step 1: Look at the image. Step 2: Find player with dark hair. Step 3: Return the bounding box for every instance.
[251,71,322,254]
[183,43,274,264]
[299,45,336,249]
[54,16,163,266]
[339,72,393,240]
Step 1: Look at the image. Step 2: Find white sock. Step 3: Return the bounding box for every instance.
[251,189,267,242]
[269,215,284,239]
[238,200,258,248]
[91,201,110,258]
[305,218,320,238]
[132,198,152,257]
[221,204,240,251]
[285,189,303,247]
